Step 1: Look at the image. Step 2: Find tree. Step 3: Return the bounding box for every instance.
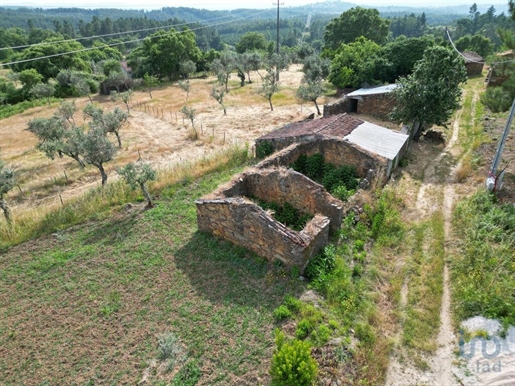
[30,82,55,105]
[391,46,467,141]
[211,50,237,92]
[118,160,157,207]
[82,126,117,186]
[455,34,494,58]
[297,55,330,115]
[211,86,227,115]
[85,104,128,148]
[57,100,77,125]
[179,59,197,80]
[258,71,279,111]
[105,71,129,93]
[236,32,269,54]
[240,51,262,83]
[324,7,390,51]
[111,90,133,113]
[143,73,159,99]
[328,37,387,89]
[381,36,434,81]
[12,37,90,81]
[27,116,86,168]
[128,28,202,80]
[19,69,43,90]
[0,155,15,225]
[180,105,197,129]
[178,80,190,103]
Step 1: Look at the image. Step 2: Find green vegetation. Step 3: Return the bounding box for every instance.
[0,98,60,120]
[270,330,318,386]
[0,145,249,248]
[452,191,515,327]
[290,153,359,198]
[403,214,445,354]
[272,188,405,384]
[254,199,313,231]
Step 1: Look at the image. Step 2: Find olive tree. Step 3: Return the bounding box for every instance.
[30,82,55,105]
[211,86,227,115]
[82,127,117,186]
[118,160,157,207]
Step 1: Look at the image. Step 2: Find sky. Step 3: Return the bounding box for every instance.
[1,0,507,11]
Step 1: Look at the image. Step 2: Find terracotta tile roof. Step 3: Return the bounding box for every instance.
[259,113,364,140]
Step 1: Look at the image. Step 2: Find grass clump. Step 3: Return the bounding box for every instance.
[452,190,515,326]
[270,330,318,386]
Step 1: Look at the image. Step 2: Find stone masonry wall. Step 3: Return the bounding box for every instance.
[356,94,397,120]
[196,168,345,270]
[255,138,388,187]
[196,198,330,270]
[323,96,351,117]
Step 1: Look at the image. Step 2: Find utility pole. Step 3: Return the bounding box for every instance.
[486,97,514,191]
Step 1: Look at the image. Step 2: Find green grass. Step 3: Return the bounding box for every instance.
[451,190,515,328]
[0,154,305,384]
[0,98,61,120]
[271,188,405,385]
[402,213,445,355]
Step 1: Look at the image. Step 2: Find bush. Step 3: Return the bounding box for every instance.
[295,318,315,339]
[274,305,292,320]
[480,87,512,113]
[311,324,332,346]
[290,153,359,194]
[255,199,312,231]
[284,295,302,313]
[256,141,275,159]
[270,330,318,386]
[305,244,336,282]
[171,360,202,386]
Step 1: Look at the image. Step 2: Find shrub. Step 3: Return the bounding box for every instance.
[255,199,312,231]
[256,141,275,159]
[304,244,337,293]
[295,318,315,339]
[284,295,302,313]
[311,324,332,346]
[480,87,511,113]
[274,305,292,320]
[270,330,318,386]
[290,153,359,194]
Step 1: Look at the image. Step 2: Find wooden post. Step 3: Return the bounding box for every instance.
[63,170,68,182]
[59,194,64,206]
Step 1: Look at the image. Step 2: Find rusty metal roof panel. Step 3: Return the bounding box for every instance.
[258,114,362,140]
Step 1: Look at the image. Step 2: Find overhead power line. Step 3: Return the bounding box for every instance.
[0,9,270,68]
[0,9,260,52]
[445,28,515,65]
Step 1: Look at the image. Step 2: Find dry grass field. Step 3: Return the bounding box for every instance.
[0,64,335,227]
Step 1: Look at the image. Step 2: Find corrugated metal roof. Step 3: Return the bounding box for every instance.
[258,113,363,140]
[346,84,398,98]
[344,121,408,160]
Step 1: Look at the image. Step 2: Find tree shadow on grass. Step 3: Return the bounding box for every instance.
[174,230,305,311]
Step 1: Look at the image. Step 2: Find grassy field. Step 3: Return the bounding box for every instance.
[0,153,307,385]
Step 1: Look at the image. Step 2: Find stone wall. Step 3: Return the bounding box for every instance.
[323,96,351,117]
[466,62,484,76]
[355,94,397,120]
[196,167,341,270]
[255,138,388,187]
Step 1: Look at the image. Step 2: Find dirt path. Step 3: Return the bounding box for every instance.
[386,88,476,385]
